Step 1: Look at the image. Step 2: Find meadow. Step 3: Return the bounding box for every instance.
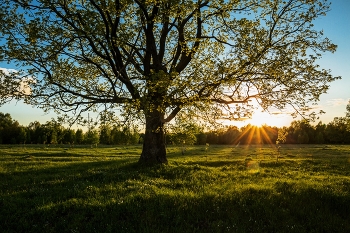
[0,144,349,233]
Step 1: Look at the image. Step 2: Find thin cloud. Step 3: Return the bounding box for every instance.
[308,105,323,110]
[326,98,349,106]
[271,111,293,116]
[0,68,18,75]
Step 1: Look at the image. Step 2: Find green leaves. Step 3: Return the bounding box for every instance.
[0,0,339,124]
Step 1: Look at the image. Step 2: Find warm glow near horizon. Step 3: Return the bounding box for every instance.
[247,111,292,128]
[222,109,295,128]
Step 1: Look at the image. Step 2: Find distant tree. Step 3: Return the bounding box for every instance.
[325,117,350,144]
[0,113,12,143]
[0,112,21,144]
[168,119,203,145]
[75,129,84,144]
[323,103,350,144]
[287,120,314,144]
[314,122,326,144]
[17,127,27,144]
[42,119,64,144]
[260,125,278,144]
[297,131,309,144]
[63,128,76,144]
[10,137,17,144]
[220,126,240,145]
[346,101,350,131]
[125,127,140,145]
[346,101,350,118]
[239,124,261,144]
[195,133,207,145]
[99,124,112,145]
[50,130,58,144]
[111,126,124,145]
[314,131,324,144]
[109,125,139,145]
[37,136,42,144]
[277,127,288,144]
[206,131,219,145]
[27,121,42,143]
[0,0,340,164]
[84,129,100,146]
[25,128,31,144]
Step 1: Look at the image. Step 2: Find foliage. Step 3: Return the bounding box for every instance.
[297,131,309,144]
[167,118,203,145]
[62,128,76,144]
[346,100,350,130]
[75,129,84,144]
[324,117,350,144]
[108,125,140,145]
[276,126,288,144]
[0,112,21,144]
[99,124,112,145]
[346,101,350,118]
[84,129,100,145]
[0,0,340,163]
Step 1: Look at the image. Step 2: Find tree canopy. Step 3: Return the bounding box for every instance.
[0,0,340,164]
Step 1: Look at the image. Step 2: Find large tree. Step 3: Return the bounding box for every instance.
[0,0,340,164]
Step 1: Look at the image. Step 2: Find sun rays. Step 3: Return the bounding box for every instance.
[233,124,277,146]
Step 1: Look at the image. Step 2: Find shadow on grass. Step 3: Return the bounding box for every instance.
[183,159,245,168]
[1,156,350,233]
[1,182,349,232]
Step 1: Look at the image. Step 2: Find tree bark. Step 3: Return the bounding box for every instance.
[139,110,168,164]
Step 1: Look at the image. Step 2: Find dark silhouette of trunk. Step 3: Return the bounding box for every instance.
[139,110,168,164]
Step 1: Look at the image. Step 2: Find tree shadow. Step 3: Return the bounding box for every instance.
[1,146,350,232]
[1,175,349,233]
[183,159,245,168]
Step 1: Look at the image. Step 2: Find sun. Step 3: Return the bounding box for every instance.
[249,111,274,127]
[226,109,292,145]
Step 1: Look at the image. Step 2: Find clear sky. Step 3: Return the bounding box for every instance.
[0,0,349,128]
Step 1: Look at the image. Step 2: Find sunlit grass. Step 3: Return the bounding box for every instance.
[0,144,350,232]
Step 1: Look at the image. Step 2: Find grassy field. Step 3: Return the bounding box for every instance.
[0,144,350,233]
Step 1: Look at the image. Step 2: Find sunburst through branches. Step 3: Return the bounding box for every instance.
[233,124,277,146]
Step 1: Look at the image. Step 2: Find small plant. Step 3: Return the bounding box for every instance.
[276,141,281,162]
[181,140,186,155]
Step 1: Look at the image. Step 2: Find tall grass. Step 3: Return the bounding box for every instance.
[1,144,349,232]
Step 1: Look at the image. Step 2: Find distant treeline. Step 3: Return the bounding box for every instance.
[201,118,350,145]
[0,112,350,145]
[0,113,139,145]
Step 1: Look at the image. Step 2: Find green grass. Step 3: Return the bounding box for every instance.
[1,144,350,232]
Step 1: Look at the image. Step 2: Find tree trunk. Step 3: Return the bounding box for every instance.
[139,110,168,164]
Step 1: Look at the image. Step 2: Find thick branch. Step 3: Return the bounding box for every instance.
[164,106,182,123]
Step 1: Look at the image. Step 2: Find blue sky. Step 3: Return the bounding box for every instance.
[244,0,350,127]
[309,0,350,123]
[0,1,349,128]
